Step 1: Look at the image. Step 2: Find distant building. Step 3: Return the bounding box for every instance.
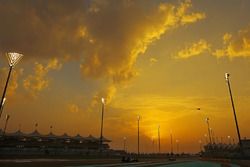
[202,138,250,159]
[0,129,111,156]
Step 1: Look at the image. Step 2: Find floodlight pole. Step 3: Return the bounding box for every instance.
[0,66,13,118]
[3,114,10,136]
[206,118,212,145]
[170,131,173,155]
[137,115,140,160]
[158,125,161,153]
[0,52,23,118]
[123,137,126,152]
[225,73,243,150]
[100,98,105,151]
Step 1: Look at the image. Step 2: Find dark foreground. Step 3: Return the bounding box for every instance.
[0,158,248,167]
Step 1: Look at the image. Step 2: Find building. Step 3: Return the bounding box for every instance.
[0,129,111,156]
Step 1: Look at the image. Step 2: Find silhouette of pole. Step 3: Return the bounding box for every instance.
[225,73,242,150]
[0,98,6,118]
[137,115,140,160]
[176,140,179,154]
[123,137,126,152]
[205,117,212,144]
[152,137,155,153]
[0,53,23,118]
[3,114,10,136]
[228,135,231,144]
[100,98,105,151]
[0,66,12,118]
[158,125,160,153]
[199,140,202,152]
[170,131,173,154]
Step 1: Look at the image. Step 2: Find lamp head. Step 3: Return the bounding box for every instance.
[6,52,23,67]
[1,97,6,106]
[137,115,140,120]
[101,98,105,104]
[6,114,10,120]
[225,73,230,81]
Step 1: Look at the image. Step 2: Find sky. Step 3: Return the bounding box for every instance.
[0,0,250,153]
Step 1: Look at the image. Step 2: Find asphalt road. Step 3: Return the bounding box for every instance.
[0,158,241,167]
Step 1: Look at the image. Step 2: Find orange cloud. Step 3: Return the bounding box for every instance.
[67,103,79,113]
[23,58,62,97]
[0,67,24,97]
[176,39,210,59]
[213,25,250,58]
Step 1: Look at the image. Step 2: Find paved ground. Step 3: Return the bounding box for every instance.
[0,158,241,167]
[67,160,240,167]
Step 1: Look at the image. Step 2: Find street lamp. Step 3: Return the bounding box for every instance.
[152,137,155,153]
[228,135,231,145]
[225,73,243,150]
[170,131,173,155]
[0,97,6,118]
[199,140,202,152]
[137,115,140,160]
[158,125,161,153]
[205,117,212,145]
[0,53,23,118]
[123,137,127,152]
[3,114,10,136]
[100,97,105,151]
[204,134,208,145]
[176,139,179,154]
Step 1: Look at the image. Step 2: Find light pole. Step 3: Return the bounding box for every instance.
[228,135,231,145]
[137,115,140,160]
[176,139,179,154]
[3,114,10,136]
[0,53,23,118]
[170,131,173,155]
[205,117,212,145]
[100,97,105,151]
[123,137,127,152]
[0,98,6,118]
[158,125,161,153]
[152,137,155,153]
[225,73,242,149]
[204,134,208,145]
[199,140,202,152]
[50,125,53,133]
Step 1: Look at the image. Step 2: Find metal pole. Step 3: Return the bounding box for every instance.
[176,140,179,154]
[199,140,202,152]
[206,118,212,144]
[100,100,104,151]
[123,137,126,152]
[170,132,173,155]
[137,116,140,160]
[0,66,13,118]
[226,75,242,149]
[3,115,10,136]
[158,126,160,153]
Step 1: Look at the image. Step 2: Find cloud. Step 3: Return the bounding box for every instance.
[0,0,205,103]
[213,25,250,58]
[23,58,62,97]
[150,57,158,66]
[176,39,210,59]
[80,0,205,84]
[0,67,24,97]
[67,103,79,113]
